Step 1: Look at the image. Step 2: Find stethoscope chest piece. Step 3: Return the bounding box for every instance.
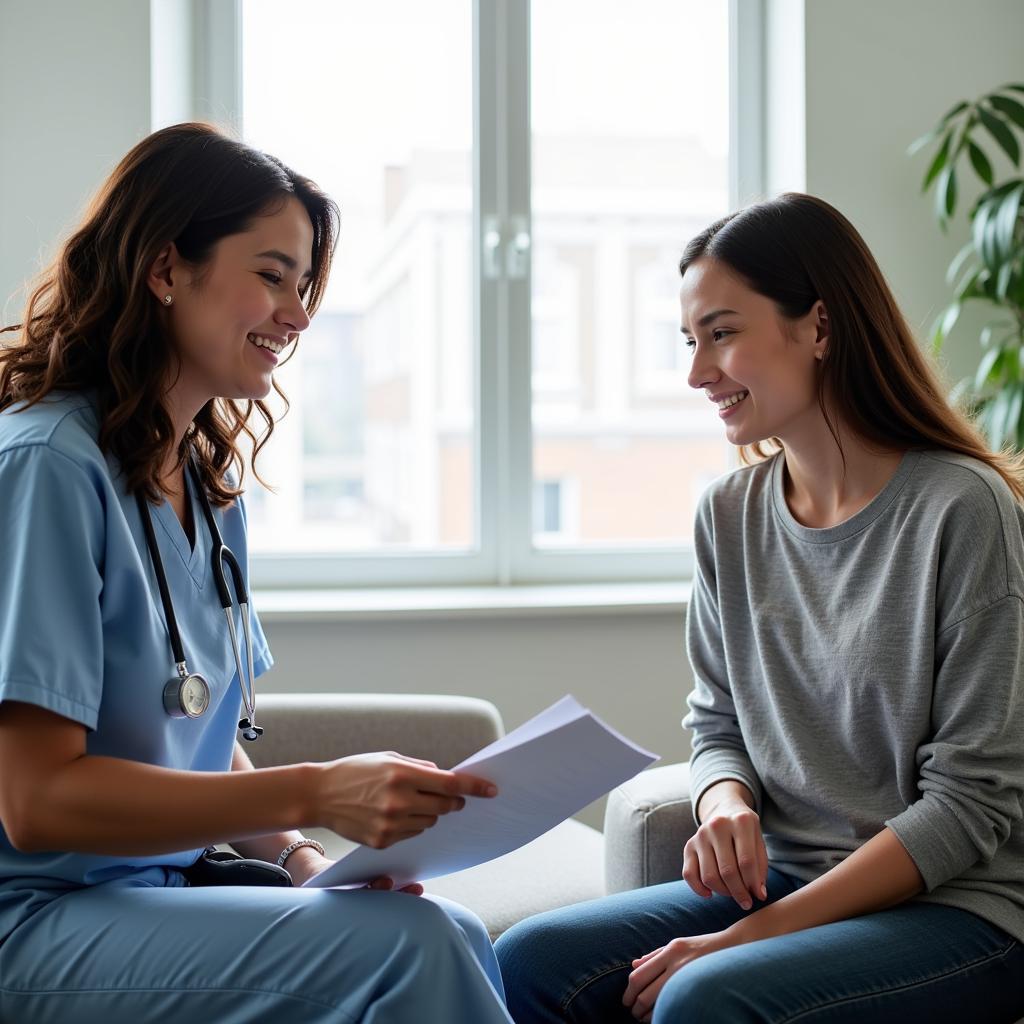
[164,663,212,719]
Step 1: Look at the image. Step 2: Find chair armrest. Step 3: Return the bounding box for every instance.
[245,693,505,770]
[603,762,696,893]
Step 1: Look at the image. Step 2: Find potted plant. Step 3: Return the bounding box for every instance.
[912,83,1024,448]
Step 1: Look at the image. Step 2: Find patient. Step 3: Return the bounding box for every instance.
[495,193,1024,1022]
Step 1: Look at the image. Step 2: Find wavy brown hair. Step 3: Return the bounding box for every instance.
[0,121,340,507]
[679,192,1024,501]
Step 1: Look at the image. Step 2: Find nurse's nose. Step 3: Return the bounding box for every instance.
[276,291,311,336]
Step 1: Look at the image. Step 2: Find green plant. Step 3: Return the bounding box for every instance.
[912,84,1024,449]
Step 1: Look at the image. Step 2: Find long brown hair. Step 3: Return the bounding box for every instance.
[679,192,1024,501]
[0,121,340,507]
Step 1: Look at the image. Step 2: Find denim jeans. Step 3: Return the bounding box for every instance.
[494,868,1024,1023]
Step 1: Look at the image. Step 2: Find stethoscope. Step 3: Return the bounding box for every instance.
[135,449,263,741]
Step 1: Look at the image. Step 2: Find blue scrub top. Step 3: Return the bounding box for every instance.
[0,390,273,938]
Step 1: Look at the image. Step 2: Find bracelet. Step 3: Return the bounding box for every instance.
[276,838,326,868]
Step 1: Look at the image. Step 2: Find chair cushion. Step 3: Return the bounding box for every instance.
[306,819,604,939]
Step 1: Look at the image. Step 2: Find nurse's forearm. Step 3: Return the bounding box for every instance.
[227,741,307,864]
[16,754,316,857]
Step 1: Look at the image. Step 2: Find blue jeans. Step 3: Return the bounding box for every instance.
[494,868,1024,1023]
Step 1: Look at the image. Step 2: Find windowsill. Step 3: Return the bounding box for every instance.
[252,581,692,623]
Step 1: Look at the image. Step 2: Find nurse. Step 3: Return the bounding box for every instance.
[0,122,514,1023]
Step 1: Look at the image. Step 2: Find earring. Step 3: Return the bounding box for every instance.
[815,351,824,361]
[163,295,173,306]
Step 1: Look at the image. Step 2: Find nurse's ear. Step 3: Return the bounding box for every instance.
[147,242,183,308]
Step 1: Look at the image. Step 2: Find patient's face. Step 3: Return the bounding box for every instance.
[681,257,826,448]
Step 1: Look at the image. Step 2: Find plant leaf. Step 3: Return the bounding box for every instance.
[908,125,943,156]
[975,345,1003,390]
[996,262,1015,301]
[949,376,974,410]
[995,181,1024,259]
[972,197,997,268]
[967,140,995,185]
[1007,83,1024,95]
[922,131,953,191]
[940,99,970,124]
[946,239,976,286]
[987,389,1011,449]
[935,165,958,220]
[978,105,1021,165]
[937,302,961,345]
[990,94,1024,131]
[1006,386,1024,449]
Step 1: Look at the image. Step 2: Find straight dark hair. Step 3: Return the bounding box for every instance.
[679,192,1024,501]
[0,121,340,506]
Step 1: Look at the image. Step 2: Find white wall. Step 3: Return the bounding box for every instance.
[799,0,1024,386]
[0,0,152,324]
[2,1,1022,831]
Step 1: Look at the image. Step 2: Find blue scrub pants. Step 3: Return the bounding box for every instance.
[494,869,1024,1023]
[0,874,513,1023]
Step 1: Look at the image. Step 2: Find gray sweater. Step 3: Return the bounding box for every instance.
[683,449,1024,944]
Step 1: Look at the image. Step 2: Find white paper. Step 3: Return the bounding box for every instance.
[302,695,658,889]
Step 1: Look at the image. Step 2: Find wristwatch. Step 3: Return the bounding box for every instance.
[276,838,326,868]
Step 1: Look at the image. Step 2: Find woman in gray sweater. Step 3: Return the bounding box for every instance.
[495,193,1024,1023]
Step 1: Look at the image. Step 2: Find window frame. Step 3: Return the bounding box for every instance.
[191,0,763,589]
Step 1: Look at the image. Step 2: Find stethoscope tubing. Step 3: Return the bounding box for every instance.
[136,447,259,735]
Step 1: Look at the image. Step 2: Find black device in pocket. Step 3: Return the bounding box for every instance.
[182,847,293,887]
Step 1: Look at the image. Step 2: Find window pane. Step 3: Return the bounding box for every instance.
[241,0,474,554]
[530,0,731,548]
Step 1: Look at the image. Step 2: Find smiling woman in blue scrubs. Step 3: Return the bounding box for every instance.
[0,123,513,1024]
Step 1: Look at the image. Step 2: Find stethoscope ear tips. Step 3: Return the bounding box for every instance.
[238,718,264,742]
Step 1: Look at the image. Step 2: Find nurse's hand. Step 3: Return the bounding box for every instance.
[312,751,498,850]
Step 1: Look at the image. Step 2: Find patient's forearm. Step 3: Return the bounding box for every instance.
[726,826,924,945]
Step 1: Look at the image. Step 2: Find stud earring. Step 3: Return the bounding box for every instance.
[815,351,824,361]
[163,295,173,306]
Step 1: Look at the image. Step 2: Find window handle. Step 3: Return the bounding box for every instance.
[506,216,531,279]
[483,217,503,279]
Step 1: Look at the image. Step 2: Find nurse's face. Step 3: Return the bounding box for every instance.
[160,195,314,404]
[682,257,828,448]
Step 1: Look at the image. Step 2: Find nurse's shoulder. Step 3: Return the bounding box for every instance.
[0,389,109,487]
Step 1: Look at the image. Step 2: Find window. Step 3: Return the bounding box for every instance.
[205,0,760,586]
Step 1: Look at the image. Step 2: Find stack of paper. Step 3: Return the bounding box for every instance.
[302,695,658,889]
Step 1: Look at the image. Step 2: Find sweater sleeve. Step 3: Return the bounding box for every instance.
[884,593,1024,891]
[682,494,763,825]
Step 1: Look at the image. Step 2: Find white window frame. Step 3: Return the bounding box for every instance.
[186,0,763,588]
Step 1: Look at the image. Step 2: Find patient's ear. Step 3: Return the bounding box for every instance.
[812,301,829,360]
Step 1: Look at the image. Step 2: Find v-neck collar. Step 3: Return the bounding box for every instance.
[153,467,207,586]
